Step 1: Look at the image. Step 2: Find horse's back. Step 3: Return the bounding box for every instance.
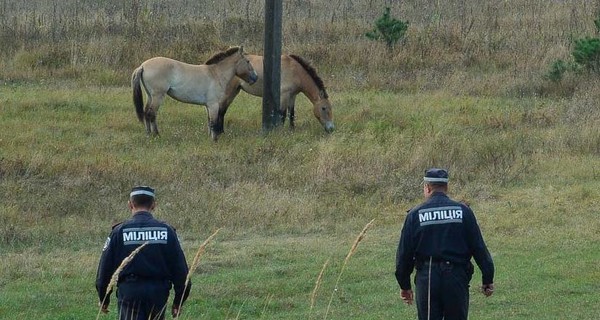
[139,57,208,93]
[280,55,305,89]
[141,57,188,76]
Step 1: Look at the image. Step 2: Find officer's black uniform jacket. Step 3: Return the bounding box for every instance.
[395,192,494,290]
[96,211,190,306]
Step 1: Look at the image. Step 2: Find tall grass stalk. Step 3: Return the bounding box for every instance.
[235,298,248,320]
[96,242,149,320]
[324,219,375,319]
[260,293,274,318]
[309,259,330,319]
[175,228,222,319]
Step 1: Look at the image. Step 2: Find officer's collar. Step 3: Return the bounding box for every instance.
[429,191,448,198]
[132,210,153,218]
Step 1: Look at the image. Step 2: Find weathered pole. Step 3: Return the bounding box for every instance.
[262,0,283,133]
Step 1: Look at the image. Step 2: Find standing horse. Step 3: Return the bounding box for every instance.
[221,54,334,133]
[131,46,258,140]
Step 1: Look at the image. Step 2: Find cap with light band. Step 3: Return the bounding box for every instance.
[130,186,155,198]
[423,168,449,184]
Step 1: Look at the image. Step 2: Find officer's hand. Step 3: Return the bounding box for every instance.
[400,289,414,305]
[481,283,494,297]
[171,305,181,318]
[98,302,109,314]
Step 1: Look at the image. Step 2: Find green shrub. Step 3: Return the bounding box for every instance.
[544,59,581,83]
[365,7,408,50]
[547,12,600,83]
[572,37,600,73]
[546,59,568,82]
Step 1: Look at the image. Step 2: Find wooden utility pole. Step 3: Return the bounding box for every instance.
[262,0,283,133]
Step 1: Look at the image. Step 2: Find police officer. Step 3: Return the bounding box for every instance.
[96,186,191,320]
[395,168,495,320]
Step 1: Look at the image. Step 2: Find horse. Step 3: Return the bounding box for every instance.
[220,54,334,133]
[131,46,258,140]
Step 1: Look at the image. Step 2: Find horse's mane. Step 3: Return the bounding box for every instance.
[289,54,328,99]
[205,47,241,65]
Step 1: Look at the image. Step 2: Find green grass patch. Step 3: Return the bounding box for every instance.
[1,82,599,319]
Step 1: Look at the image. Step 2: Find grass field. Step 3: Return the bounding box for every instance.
[2,0,600,319]
[1,81,599,319]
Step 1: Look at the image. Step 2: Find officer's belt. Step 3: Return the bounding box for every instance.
[119,273,166,283]
[417,257,466,265]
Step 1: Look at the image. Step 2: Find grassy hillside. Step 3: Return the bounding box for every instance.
[1,82,599,318]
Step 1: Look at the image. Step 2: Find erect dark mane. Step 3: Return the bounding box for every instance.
[289,54,328,99]
[205,47,241,65]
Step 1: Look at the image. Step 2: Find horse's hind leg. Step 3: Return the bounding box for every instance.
[145,93,166,136]
[143,97,152,135]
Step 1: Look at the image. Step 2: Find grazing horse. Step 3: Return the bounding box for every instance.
[131,46,258,140]
[221,54,334,133]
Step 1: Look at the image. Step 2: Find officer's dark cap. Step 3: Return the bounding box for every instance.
[424,168,449,185]
[130,186,155,198]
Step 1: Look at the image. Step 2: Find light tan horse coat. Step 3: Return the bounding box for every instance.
[131,46,257,140]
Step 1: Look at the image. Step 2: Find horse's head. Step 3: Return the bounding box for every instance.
[235,47,258,85]
[313,98,335,133]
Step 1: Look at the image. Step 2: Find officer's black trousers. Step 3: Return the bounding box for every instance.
[415,261,471,320]
[117,280,170,320]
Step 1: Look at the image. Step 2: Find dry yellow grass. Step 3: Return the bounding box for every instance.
[1,0,599,95]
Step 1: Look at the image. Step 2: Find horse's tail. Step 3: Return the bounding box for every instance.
[131,66,145,122]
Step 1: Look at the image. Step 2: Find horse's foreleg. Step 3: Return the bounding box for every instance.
[206,103,223,141]
[281,96,295,129]
[288,100,296,129]
[217,102,230,132]
[207,84,238,139]
[276,100,286,126]
[279,107,287,126]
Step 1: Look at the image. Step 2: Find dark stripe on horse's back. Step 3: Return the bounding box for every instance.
[289,54,328,99]
[205,47,241,65]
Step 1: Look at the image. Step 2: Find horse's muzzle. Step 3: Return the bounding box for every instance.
[247,72,258,85]
[324,121,335,133]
